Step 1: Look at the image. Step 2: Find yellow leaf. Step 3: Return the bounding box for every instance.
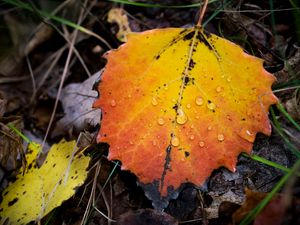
[0,139,90,225]
[108,8,131,42]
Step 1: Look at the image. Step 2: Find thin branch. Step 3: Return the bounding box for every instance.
[197,0,209,27]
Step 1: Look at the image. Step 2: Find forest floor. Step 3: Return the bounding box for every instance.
[0,0,300,225]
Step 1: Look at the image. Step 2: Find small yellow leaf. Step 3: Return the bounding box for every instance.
[107,8,131,42]
[0,139,90,225]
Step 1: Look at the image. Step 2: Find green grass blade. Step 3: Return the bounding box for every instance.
[277,103,300,132]
[7,123,31,143]
[203,0,233,27]
[107,0,218,8]
[2,0,112,48]
[239,157,300,225]
[273,79,300,91]
[244,153,288,171]
[102,161,119,192]
[289,0,300,41]
[269,0,276,33]
[270,106,300,158]
[243,153,300,176]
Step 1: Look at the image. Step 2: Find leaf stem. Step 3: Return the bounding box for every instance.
[197,0,209,27]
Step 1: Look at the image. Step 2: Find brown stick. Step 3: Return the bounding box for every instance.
[197,0,209,27]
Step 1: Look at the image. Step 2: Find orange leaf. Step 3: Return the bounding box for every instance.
[94,27,277,201]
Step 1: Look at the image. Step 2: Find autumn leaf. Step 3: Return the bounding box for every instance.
[0,139,90,225]
[107,8,131,42]
[93,26,277,205]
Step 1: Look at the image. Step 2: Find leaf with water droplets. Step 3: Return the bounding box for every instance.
[93,27,277,208]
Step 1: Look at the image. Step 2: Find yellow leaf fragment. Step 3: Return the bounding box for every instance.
[107,8,132,42]
[0,140,90,225]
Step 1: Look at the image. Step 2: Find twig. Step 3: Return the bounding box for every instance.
[197,0,209,27]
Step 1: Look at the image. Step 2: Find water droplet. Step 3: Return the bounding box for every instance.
[148,123,152,127]
[199,141,205,147]
[207,125,212,131]
[129,141,134,145]
[190,135,195,140]
[127,94,132,98]
[186,103,191,109]
[227,76,232,82]
[157,117,165,125]
[171,136,180,147]
[217,134,225,142]
[207,102,216,110]
[238,128,255,142]
[176,108,187,125]
[195,115,200,120]
[195,96,204,106]
[151,97,158,106]
[110,99,116,107]
[172,98,176,103]
[216,86,222,93]
[152,140,157,146]
[164,85,169,90]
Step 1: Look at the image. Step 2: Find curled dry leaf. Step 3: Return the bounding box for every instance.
[53,72,101,137]
[94,27,278,208]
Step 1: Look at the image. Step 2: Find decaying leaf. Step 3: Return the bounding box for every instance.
[0,139,90,225]
[94,26,277,207]
[52,72,101,137]
[206,190,244,219]
[233,189,287,225]
[108,8,132,42]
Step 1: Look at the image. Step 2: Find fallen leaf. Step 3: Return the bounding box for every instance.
[0,139,90,225]
[233,189,289,225]
[94,27,277,207]
[206,190,244,219]
[53,72,101,137]
[108,8,132,42]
